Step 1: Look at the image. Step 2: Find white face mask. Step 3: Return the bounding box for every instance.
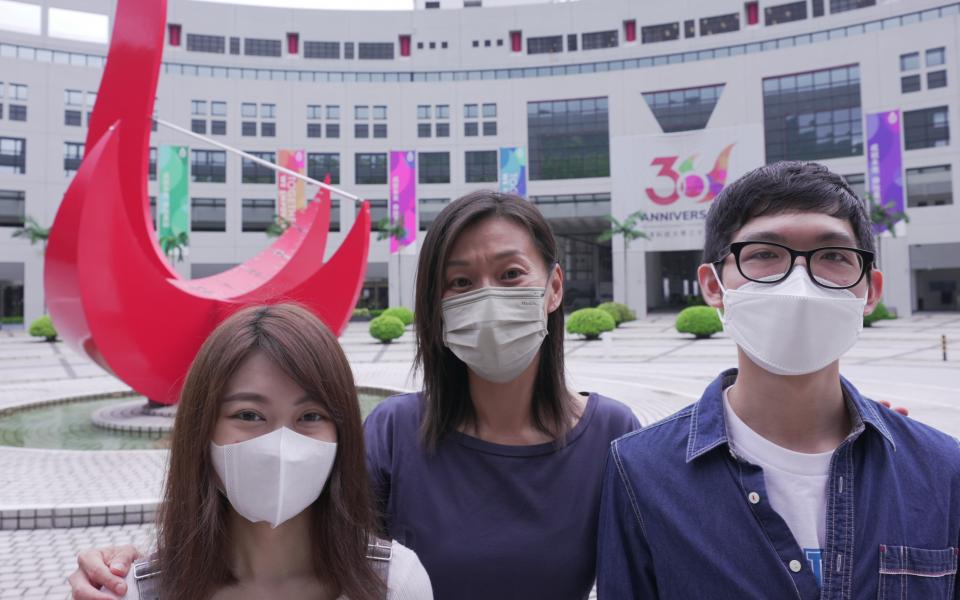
[713,265,867,376]
[441,284,550,383]
[211,427,337,529]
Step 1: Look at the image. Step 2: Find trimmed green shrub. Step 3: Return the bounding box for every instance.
[597,302,636,326]
[864,301,895,327]
[381,306,414,327]
[29,315,58,342]
[369,315,405,343]
[352,308,371,320]
[370,309,385,318]
[676,306,723,339]
[1,316,24,325]
[596,303,622,326]
[566,308,616,340]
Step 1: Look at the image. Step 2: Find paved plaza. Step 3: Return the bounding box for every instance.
[1,312,958,598]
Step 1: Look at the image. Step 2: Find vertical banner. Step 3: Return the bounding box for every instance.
[389,151,416,254]
[866,110,904,230]
[499,146,527,198]
[157,145,189,239]
[277,149,306,224]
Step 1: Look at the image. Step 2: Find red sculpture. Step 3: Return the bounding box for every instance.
[45,0,371,405]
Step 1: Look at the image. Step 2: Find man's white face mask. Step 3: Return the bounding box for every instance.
[211,426,337,529]
[440,275,553,383]
[713,265,867,376]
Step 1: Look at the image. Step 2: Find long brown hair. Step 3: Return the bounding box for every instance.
[414,190,575,450]
[157,303,385,600]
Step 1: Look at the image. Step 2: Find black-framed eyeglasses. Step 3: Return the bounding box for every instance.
[714,241,874,290]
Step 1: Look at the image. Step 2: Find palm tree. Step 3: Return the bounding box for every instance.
[158,231,189,263]
[12,216,51,251]
[375,215,407,243]
[863,193,910,271]
[598,210,650,308]
[265,214,292,238]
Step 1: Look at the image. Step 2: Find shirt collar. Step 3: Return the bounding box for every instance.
[685,369,896,464]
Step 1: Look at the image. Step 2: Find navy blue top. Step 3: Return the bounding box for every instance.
[597,369,960,600]
[364,391,639,600]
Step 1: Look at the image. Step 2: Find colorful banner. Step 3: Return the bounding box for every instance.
[277,149,306,224]
[866,110,905,232]
[157,145,189,239]
[389,151,416,254]
[499,147,527,198]
[610,125,764,248]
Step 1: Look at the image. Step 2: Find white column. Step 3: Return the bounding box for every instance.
[879,234,912,318]
[388,241,418,309]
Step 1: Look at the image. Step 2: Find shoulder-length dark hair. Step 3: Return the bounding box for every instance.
[414,190,574,449]
[157,303,385,600]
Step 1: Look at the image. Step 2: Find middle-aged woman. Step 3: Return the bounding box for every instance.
[363,191,639,599]
[69,191,639,599]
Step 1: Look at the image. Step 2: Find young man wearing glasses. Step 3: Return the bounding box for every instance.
[596,161,960,599]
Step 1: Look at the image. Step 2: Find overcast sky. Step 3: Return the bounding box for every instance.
[194,0,415,9]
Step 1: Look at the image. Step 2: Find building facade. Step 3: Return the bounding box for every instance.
[1,0,958,327]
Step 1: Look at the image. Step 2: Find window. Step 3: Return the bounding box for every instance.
[419,198,449,231]
[9,84,27,101]
[464,122,478,136]
[531,193,611,222]
[465,150,497,183]
[191,198,226,231]
[64,142,84,175]
[242,198,274,232]
[464,104,479,119]
[327,105,340,120]
[437,104,449,119]
[0,137,27,175]
[419,152,450,184]
[435,123,450,137]
[186,34,225,54]
[928,71,947,89]
[65,89,84,106]
[328,198,341,232]
[901,75,921,94]
[307,153,340,185]
[926,47,945,67]
[418,124,432,138]
[355,105,369,120]
[643,84,725,133]
[373,124,387,138]
[0,190,26,227]
[358,42,394,60]
[482,103,497,119]
[191,150,226,183]
[582,30,618,50]
[241,103,257,118]
[482,121,498,136]
[642,22,680,44]
[812,0,825,16]
[242,152,276,183]
[373,106,387,120]
[304,41,339,59]
[527,97,610,180]
[355,124,369,138]
[762,64,863,163]
[148,147,156,181]
[684,20,696,38]
[355,153,387,184]
[307,123,323,138]
[829,0,875,13]
[244,38,282,57]
[344,42,354,60]
[307,105,323,120]
[417,105,431,120]
[242,122,257,137]
[527,35,563,55]
[211,101,227,117]
[326,123,340,138]
[904,106,950,150]
[567,34,578,52]
[211,120,226,135]
[699,13,740,36]
[191,119,207,134]
[230,37,240,55]
[906,165,953,207]
[261,122,276,137]
[368,199,387,230]
[261,104,276,119]
[900,52,920,72]
[8,105,26,121]
[64,110,82,126]
[842,173,866,200]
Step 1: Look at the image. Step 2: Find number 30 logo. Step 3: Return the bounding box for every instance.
[645,143,736,206]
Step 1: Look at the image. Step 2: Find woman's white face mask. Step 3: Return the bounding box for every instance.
[440,275,553,383]
[713,264,867,376]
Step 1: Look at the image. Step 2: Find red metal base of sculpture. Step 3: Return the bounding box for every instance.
[44,0,371,405]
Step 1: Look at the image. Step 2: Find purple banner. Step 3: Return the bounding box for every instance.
[866,110,904,232]
[389,151,416,254]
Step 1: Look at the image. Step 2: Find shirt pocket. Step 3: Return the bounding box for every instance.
[878,545,958,600]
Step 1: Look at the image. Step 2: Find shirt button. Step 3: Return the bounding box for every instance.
[789,560,802,573]
[747,492,760,504]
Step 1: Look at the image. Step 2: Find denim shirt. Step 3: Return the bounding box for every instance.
[597,369,960,600]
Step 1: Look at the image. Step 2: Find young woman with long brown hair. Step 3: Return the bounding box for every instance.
[95,303,432,600]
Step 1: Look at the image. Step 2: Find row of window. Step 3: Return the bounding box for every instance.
[0,82,29,123]
[184,32,397,61]
[2,3,954,84]
[900,47,948,94]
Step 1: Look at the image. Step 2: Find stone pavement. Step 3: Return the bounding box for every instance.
[1,313,958,598]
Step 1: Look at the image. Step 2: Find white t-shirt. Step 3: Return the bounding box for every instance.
[723,387,834,586]
[108,540,433,600]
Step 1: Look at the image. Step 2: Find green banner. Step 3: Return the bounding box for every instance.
[157,145,189,240]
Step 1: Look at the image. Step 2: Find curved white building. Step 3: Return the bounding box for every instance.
[1,0,958,327]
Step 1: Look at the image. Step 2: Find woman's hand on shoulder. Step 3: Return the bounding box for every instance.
[68,545,140,600]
